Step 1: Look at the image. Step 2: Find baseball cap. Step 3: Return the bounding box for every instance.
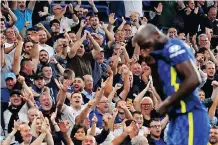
[4,72,16,80]
[10,89,22,97]
[34,73,44,80]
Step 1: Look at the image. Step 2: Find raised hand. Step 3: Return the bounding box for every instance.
[50,57,58,64]
[88,99,95,108]
[194,7,199,14]
[92,114,98,124]
[80,19,86,28]
[106,65,113,76]
[121,17,126,24]
[68,3,74,14]
[50,109,57,122]
[112,108,118,116]
[2,0,9,10]
[59,121,69,133]
[115,83,123,90]
[24,21,31,28]
[108,13,117,25]
[140,17,148,25]
[88,0,95,6]
[13,120,21,131]
[21,90,30,102]
[17,75,25,84]
[185,7,192,15]
[154,3,163,14]
[38,11,47,17]
[36,23,44,28]
[99,21,106,30]
[120,103,128,110]
[41,120,48,134]
[29,31,39,43]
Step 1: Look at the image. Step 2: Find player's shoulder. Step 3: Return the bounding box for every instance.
[162,38,193,60]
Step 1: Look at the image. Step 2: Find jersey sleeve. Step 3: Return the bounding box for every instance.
[163,39,194,66]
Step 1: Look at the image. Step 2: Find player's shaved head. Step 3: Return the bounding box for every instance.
[133,24,167,51]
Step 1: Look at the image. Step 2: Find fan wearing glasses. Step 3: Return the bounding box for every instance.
[147,118,166,145]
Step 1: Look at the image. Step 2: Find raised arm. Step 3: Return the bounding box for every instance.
[104,66,114,97]
[36,23,51,39]
[11,0,17,11]
[29,31,39,73]
[30,122,47,145]
[107,13,116,32]
[89,115,98,136]
[50,57,65,75]
[13,31,23,75]
[56,80,70,113]
[27,0,36,11]
[119,69,130,100]
[100,22,115,42]
[20,21,31,39]
[2,120,20,145]
[75,100,94,125]
[89,0,98,13]
[133,81,151,112]
[117,17,126,31]
[2,1,17,26]
[209,95,218,121]
[76,19,85,40]
[68,31,87,58]
[68,4,79,23]
[1,43,5,68]
[206,41,218,66]
[87,33,101,58]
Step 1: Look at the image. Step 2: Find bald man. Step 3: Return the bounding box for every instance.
[82,135,97,145]
[133,24,210,145]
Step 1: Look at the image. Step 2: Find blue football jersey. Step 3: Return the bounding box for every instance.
[151,38,204,115]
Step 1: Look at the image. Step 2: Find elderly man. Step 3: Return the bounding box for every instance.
[82,135,97,145]
[50,3,79,33]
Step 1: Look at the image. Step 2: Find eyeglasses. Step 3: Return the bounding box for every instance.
[141,104,152,107]
[99,101,109,104]
[200,39,208,42]
[150,125,161,128]
[54,8,62,10]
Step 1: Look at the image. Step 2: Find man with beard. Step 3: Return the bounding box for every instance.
[133,24,210,145]
[37,49,64,79]
[38,28,54,58]
[11,0,36,32]
[209,126,218,145]
[72,77,90,104]
[147,118,166,145]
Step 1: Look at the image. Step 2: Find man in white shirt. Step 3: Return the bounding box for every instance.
[124,0,143,17]
[50,4,79,33]
[82,75,95,100]
[38,28,54,58]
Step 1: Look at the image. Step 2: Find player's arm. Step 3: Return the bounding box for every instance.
[159,60,201,113]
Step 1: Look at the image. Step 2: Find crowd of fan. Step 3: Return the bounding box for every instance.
[0,0,218,145]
